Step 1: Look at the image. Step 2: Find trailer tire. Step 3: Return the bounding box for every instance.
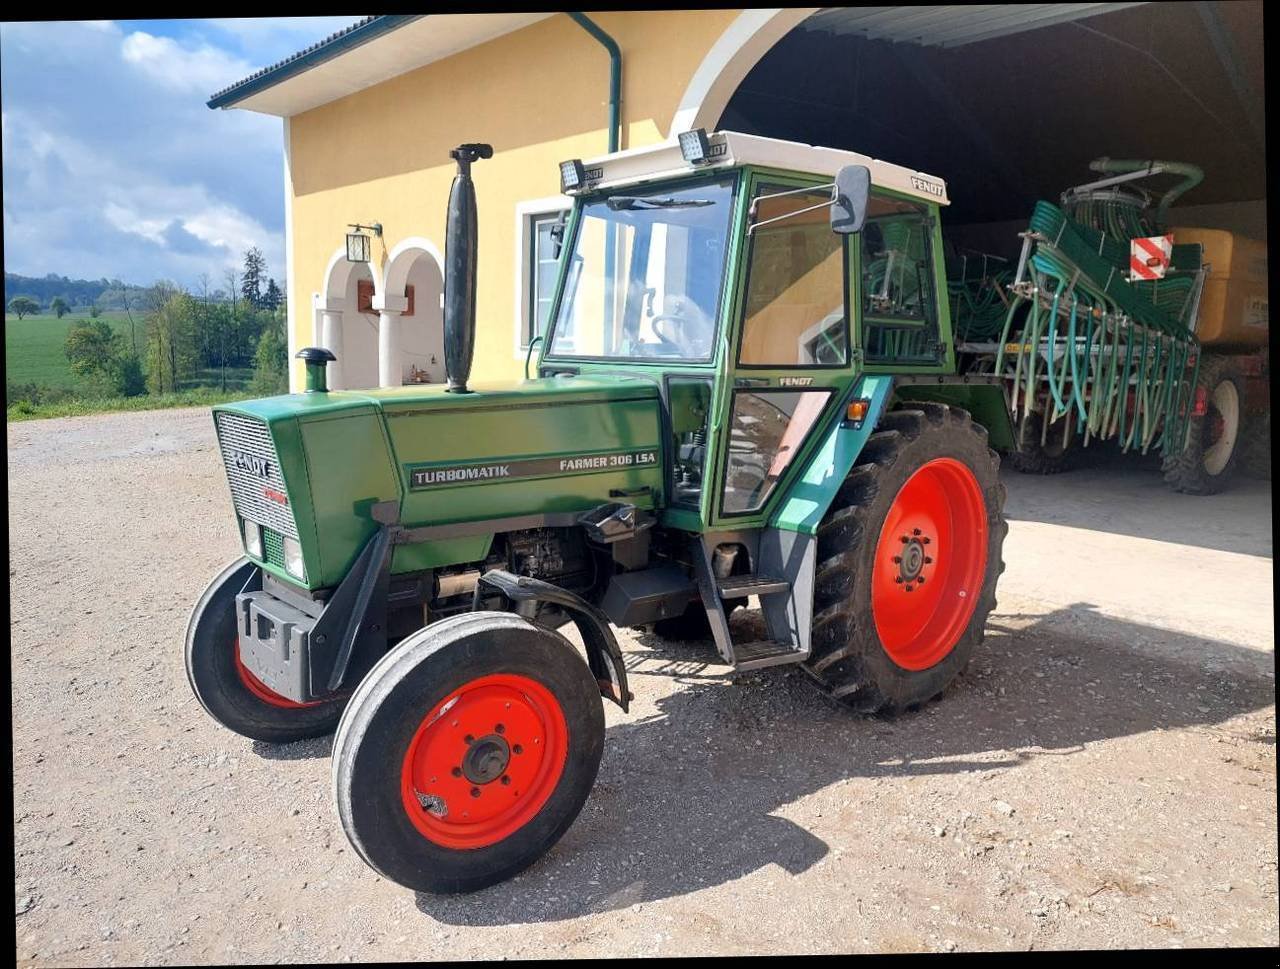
[1005,409,1074,475]
[332,612,604,894]
[802,404,1006,714]
[185,558,347,744]
[1237,406,1270,481]
[1162,354,1245,495]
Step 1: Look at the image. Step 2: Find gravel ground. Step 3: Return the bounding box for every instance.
[10,407,1277,962]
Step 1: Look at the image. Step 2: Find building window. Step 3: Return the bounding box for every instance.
[527,214,561,346]
[515,196,571,355]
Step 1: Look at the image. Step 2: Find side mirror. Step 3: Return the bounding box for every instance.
[831,165,870,234]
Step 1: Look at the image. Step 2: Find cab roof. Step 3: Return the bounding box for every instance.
[569,129,950,206]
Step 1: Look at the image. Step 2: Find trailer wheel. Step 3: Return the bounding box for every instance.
[803,404,1007,713]
[332,612,604,894]
[1005,409,1074,475]
[185,558,346,744]
[1162,354,1245,495]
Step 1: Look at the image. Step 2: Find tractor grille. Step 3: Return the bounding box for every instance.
[262,526,286,569]
[214,411,299,540]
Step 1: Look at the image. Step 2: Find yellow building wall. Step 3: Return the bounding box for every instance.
[287,9,742,388]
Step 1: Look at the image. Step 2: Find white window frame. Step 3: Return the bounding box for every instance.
[513,194,572,358]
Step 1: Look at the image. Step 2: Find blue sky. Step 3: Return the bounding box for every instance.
[1,17,359,289]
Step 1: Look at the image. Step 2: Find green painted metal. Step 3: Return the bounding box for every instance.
[893,383,1017,452]
[771,374,895,534]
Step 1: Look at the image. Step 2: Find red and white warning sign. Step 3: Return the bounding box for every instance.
[1129,234,1174,281]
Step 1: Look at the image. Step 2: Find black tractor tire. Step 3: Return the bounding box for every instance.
[1005,409,1074,475]
[802,403,1007,714]
[1238,406,1271,481]
[332,611,604,894]
[650,597,746,640]
[185,558,347,744]
[1162,354,1246,495]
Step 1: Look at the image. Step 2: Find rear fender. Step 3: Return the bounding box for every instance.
[892,376,1016,451]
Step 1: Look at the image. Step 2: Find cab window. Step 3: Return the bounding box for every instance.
[861,195,941,365]
[737,183,848,368]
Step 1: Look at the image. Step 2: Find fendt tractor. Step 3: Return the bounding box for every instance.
[188,131,1021,894]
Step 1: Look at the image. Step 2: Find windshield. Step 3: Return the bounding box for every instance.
[547,176,736,362]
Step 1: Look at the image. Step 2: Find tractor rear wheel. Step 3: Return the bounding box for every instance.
[1162,353,1246,495]
[185,558,347,743]
[332,612,604,894]
[802,404,1007,713]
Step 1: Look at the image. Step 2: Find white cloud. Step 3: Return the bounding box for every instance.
[121,30,253,93]
[1,20,293,287]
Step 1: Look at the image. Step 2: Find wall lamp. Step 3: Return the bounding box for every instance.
[346,222,383,263]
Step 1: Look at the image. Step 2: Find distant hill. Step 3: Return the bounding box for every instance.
[4,272,154,312]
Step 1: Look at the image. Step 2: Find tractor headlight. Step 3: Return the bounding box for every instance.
[282,536,306,582]
[243,519,263,559]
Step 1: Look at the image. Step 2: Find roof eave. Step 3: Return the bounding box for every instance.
[206,15,425,111]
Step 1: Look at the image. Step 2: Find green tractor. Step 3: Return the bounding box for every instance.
[187,132,1014,894]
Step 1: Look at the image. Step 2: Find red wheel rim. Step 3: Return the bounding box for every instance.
[400,674,568,850]
[871,458,988,671]
[233,639,326,709]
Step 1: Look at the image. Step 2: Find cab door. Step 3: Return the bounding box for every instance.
[856,191,953,373]
[708,169,861,527]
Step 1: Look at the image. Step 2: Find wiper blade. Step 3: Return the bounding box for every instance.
[606,196,714,210]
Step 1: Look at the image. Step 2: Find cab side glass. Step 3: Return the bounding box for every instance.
[738,182,848,368]
[861,195,941,365]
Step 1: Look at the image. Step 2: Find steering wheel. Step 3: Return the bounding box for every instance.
[650,313,694,354]
[652,311,715,358]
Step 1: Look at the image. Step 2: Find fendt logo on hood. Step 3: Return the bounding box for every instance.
[228,448,273,479]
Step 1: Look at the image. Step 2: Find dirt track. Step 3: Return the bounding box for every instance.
[10,407,1277,961]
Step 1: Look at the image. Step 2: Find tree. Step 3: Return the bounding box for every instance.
[251,306,289,395]
[145,286,198,394]
[242,246,266,309]
[8,296,39,319]
[63,320,144,396]
[263,278,282,312]
[66,320,122,381]
[51,297,70,319]
[88,304,103,318]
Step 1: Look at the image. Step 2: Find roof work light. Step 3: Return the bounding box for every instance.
[678,128,712,165]
[559,159,587,194]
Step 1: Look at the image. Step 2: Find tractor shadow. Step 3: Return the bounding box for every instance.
[415,602,1274,926]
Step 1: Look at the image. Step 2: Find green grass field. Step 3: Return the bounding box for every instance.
[5,309,260,420]
[4,311,140,388]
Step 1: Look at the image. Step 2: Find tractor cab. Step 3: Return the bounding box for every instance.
[538,130,962,533]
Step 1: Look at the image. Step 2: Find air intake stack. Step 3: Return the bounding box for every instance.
[443,142,492,393]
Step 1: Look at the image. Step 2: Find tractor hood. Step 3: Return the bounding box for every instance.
[211,374,664,589]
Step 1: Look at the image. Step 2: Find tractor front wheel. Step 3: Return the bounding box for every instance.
[332,612,604,894]
[185,558,347,743]
[803,404,1007,713]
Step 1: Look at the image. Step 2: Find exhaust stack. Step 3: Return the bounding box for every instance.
[443,142,492,394]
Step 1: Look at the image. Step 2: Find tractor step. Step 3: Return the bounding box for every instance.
[731,639,807,671]
[716,574,790,599]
